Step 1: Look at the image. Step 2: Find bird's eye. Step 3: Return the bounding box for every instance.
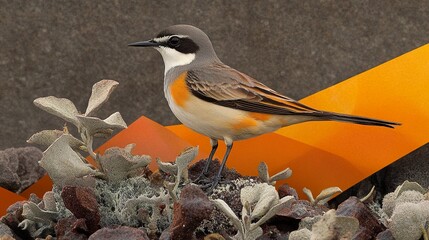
[168,36,181,48]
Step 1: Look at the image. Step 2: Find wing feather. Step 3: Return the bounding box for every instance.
[186,63,319,115]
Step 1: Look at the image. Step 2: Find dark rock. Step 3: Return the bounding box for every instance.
[170,184,214,240]
[55,216,89,240]
[188,159,241,181]
[0,147,44,193]
[376,229,395,240]
[1,201,31,240]
[61,186,100,234]
[258,224,289,240]
[88,226,149,240]
[0,222,18,240]
[278,184,299,200]
[277,200,327,219]
[336,197,386,240]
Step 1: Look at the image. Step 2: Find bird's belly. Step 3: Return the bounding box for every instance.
[166,90,286,141]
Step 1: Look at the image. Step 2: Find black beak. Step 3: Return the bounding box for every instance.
[128,40,159,47]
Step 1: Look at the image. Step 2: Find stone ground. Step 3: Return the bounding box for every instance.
[1,1,429,149]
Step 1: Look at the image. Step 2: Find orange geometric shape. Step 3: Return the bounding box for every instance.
[20,174,53,199]
[0,187,26,216]
[90,115,207,171]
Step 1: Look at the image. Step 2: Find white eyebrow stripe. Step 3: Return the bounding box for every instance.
[153,35,188,42]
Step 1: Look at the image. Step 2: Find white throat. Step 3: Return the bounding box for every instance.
[156,47,196,75]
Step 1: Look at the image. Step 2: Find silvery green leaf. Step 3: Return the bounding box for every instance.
[27,130,84,150]
[42,191,57,212]
[174,146,198,190]
[39,135,97,186]
[99,146,151,182]
[303,187,315,204]
[85,80,119,116]
[124,143,135,153]
[315,187,342,205]
[360,185,375,202]
[212,199,243,234]
[394,180,426,198]
[34,96,79,126]
[103,112,127,128]
[22,202,58,224]
[257,162,269,183]
[156,158,177,175]
[270,168,292,182]
[252,185,278,220]
[252,195,294,229]
[18,219,35,231]
[76,112,126,136]
[234,226,263,240]
[175,146,198,170]
[241,183,278,220]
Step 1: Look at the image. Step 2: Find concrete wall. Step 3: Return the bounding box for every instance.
[1,1,428,149]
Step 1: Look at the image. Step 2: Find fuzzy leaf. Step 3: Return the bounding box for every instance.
[234,226,263,240]
[270,168,292,182]
[27,130,84,150]
[252,195,294,229]
[76,112,126,136]
[303,187,315,203]
[257,162,269,183]
[85,80,119,116]
[212,199,243,234]
[175,146,198,186]
[103,112,127,128]
[315,187,342,205]
[99,146,151,182]
[34,96,79,126]
[175,146,198,170]
[394,180,426,198]
[22,202,58,224]
[251,184,278,220]
[39,135,97,186]
[156,158,177,175]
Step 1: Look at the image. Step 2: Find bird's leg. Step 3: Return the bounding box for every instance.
[208,141,233,191]
[194,138,218,182]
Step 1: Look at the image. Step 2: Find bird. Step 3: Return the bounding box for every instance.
[129,24,400,189]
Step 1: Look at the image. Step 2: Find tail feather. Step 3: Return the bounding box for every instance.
[317,112,401,128]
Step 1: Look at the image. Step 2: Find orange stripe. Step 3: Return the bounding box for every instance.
[170,71,190,107]
[249,112,271,121]
[232,117,258,130]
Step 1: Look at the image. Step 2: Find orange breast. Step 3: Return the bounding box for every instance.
[169,71,190,107]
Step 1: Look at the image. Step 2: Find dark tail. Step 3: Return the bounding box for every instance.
[316,112,401,128]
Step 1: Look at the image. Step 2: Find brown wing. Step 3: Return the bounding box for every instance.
[186,63,320,115]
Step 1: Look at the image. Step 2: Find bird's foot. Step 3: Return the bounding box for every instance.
[198,176,231,193]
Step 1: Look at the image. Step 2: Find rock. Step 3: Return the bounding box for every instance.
[0,223,17,240]
[55,216,88,240]
[0,234,15,240]
[61,186,100,234]
[277,200,327,219]
[1,201,32,240]
[169,184,214,239]
[0,147,44,193]
[277,184,298,199]
[376,229,395,240]
[311,210,359,239]
[336,196,386,239]
[89,226,149,240]
[188,159,241,181]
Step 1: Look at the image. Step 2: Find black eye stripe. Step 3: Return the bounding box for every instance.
[159,37,199,54]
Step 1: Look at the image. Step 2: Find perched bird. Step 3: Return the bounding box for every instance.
[129,24,400,189]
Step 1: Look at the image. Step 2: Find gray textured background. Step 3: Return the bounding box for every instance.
[1,1,428,149]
